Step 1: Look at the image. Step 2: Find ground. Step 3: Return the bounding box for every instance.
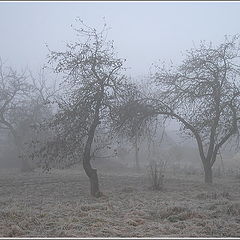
[0,166,240,237]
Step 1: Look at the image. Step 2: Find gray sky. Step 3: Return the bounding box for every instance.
[0,1,240,77]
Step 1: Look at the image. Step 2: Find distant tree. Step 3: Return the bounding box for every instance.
[0,60,34,171]
[19,69,57,168]
[118,35,240,184]
[112,79,161,170]
[43,20,130,197]
[0,61,55,171]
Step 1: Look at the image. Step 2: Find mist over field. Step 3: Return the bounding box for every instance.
[0,1,240,238]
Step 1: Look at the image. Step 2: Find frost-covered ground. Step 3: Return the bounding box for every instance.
[0,166,240,237]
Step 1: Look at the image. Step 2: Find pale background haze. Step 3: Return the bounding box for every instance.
[0,1,240,77]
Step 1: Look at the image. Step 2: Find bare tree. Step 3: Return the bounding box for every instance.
[19,69,58,168]
[0,60,56,171]
[112,80,161,170]
[0,59,35,171]
[44,20,129,197]
[129,36,240,184]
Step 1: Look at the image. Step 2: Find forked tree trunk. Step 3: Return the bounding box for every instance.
[203,160,213,184]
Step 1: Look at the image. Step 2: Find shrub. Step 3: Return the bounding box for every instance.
[147,160,167,191]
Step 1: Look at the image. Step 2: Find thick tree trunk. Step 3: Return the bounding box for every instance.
[203,163,213,184]
[83,130,102,195]
[83,142,101,197]
[82,93,103,197]
[83,161,101,197]
[83,127,102,197]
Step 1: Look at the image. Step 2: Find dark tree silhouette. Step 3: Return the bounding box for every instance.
[118,36,240,184]
[45,20,129,197]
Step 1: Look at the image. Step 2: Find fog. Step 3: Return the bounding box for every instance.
[1,2,240,238]
[1,2,240,76]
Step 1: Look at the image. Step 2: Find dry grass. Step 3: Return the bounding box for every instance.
[0,167,240,237]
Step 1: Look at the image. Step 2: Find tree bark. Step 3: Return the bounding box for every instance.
[83,122,102,197]
[83,153,101,197]
[203,162,213,184]
[82,90,103,197]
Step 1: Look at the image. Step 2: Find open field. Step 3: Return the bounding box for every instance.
[0,166,240,238]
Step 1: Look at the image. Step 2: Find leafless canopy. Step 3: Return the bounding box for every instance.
[38,20,136,196]
[0,59,32,138]
[118,35,240,183]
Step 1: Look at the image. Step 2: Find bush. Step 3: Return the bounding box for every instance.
[147,160,166,191]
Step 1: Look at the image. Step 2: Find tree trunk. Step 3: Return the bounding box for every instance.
[203,163,213,184]
[134,131,140,171]
[15,137,33,172]
[83,132,101,197]
[82,130,101,196]
[83,156,101,197]
[82,96,102,197]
